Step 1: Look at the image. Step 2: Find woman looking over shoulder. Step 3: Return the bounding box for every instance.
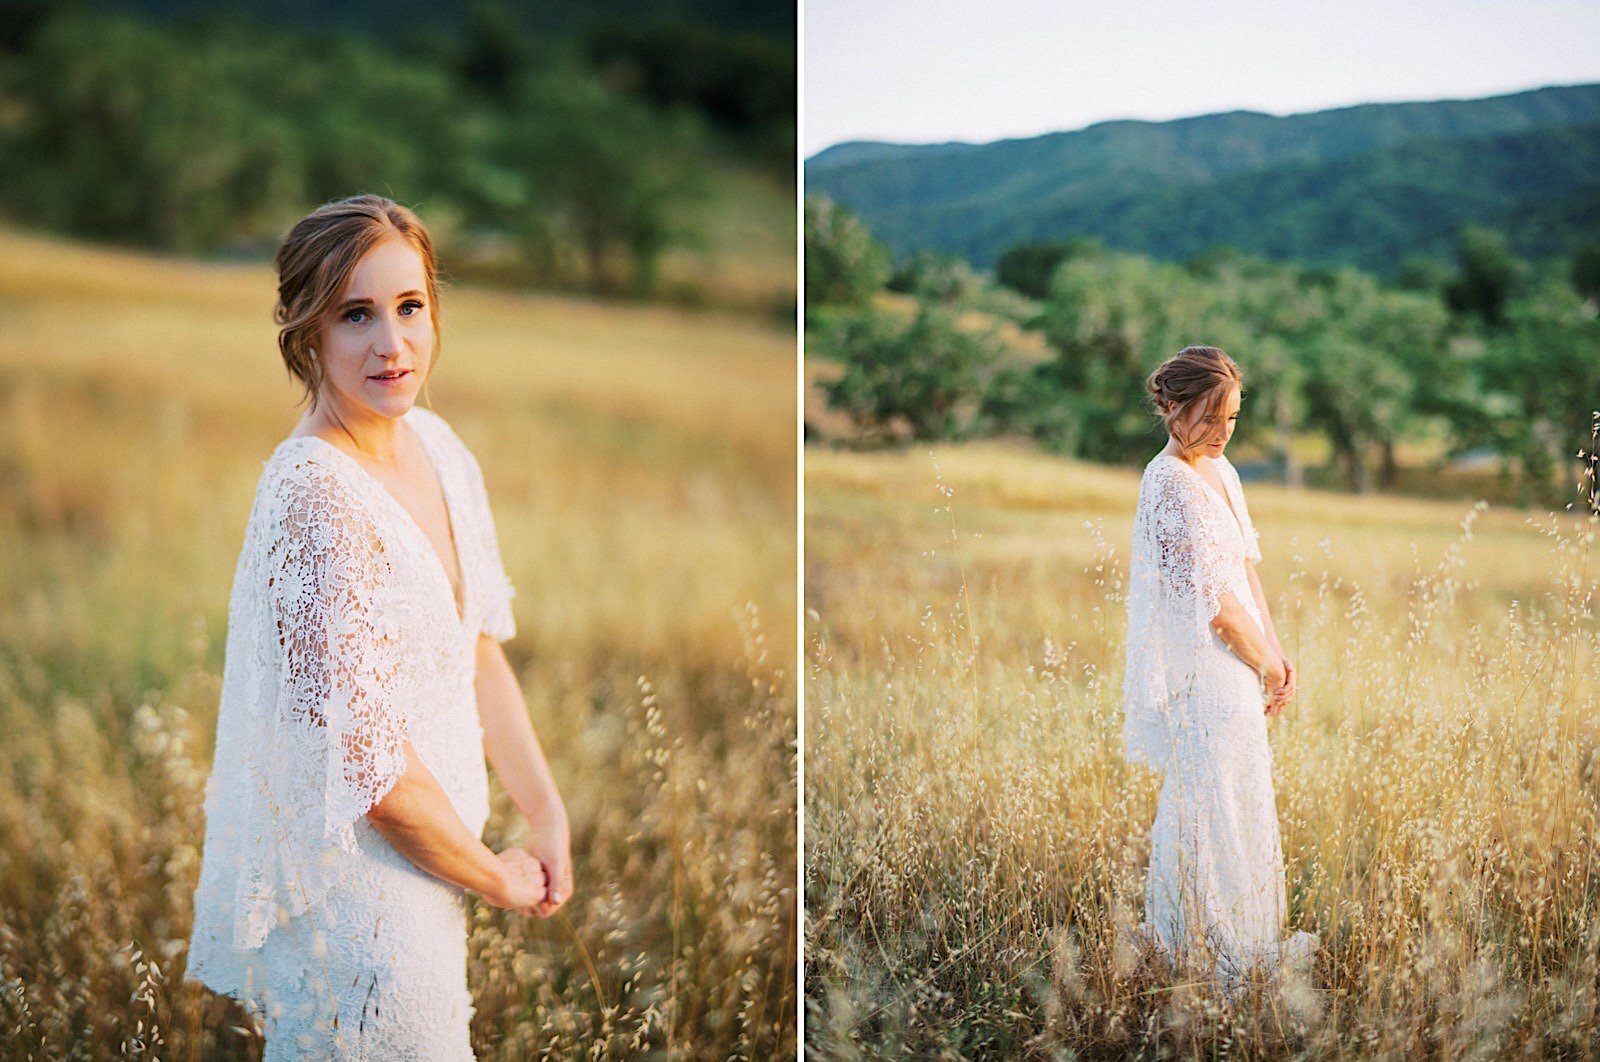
[1122,344,1314,988]
[185,194,572,1058]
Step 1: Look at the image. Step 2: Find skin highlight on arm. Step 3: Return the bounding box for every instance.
[1209,589,1287,691]
[1243,560,1282,652]
[1243,558,1296,714]
[474,633,573,917]
[366,741,547,912]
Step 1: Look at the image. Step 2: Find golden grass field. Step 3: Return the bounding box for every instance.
[0,227,796,1058]
[805,439,1600,1058]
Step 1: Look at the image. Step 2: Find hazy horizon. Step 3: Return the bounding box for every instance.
[805,0,1600,156]
[807,77,1600,159]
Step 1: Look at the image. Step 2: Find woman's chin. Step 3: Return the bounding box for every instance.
[362,387,419,419]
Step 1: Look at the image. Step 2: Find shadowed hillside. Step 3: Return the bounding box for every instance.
[806,83,1600,270]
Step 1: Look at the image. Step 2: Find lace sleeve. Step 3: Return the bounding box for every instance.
[467,453,517,644]
[267,464,412,848]
[1122,460,1232,771]
[1148,465,1230,623]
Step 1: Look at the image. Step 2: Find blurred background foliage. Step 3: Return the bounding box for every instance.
[806,196,1600,513]
[0,0,796,305]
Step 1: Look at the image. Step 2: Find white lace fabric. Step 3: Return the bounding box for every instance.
[1121,453,1317,985]
[186,406,517,1057]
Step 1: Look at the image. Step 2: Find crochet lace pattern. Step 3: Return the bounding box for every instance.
[187,407,516,1056]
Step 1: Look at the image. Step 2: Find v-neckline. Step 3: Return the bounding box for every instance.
[290,415,468,627]
[1158,453,1246,542]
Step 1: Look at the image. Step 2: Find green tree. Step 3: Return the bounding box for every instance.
[455,0,532,102]
[1476,280,1600,502]
[818,303,1004,442]
[994,238,1098,300]
[485,68,706,295]
[1395,256,1453,294]
[1571,241,1600,305]
[2,15,306,251]
[1018,253,1216,461]
[1444,226,1520,327]
[886,250,980,306]
[1312,271,1451,490]
[804,197,891,316]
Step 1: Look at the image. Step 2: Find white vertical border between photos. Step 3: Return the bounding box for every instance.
[793,0,807,1055]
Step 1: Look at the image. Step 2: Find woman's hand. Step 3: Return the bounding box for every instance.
[1265,654,1296,716]
[1262,656,1288,696]
[482,847,548,910]
[519,809,574,919]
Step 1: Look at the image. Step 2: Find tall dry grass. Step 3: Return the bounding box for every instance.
[0,228,796,1059]
[805,438,1599,1058]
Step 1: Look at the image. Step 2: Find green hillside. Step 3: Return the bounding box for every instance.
[805,83,1600,270]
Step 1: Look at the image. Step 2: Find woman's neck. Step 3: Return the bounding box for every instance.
[1160,439,1206,467]
[300,400,406,466]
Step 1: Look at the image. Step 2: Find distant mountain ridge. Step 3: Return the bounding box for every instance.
[805,84,1600,270]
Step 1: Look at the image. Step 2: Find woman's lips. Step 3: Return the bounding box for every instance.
[368,369,412,386]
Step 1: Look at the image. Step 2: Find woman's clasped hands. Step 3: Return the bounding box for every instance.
[484,810,574,920]
[487,847,549,914]
[1264,651,1296,717]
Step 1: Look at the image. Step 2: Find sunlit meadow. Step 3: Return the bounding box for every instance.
[0,228,796,1058]
[805,438,1599,1058]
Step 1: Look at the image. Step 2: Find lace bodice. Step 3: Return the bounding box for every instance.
[186,406,517,1024]
[1122,453,1263,770]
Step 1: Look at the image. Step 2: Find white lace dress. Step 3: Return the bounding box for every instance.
[1122,453,1315,985]
[185,406,518,1059]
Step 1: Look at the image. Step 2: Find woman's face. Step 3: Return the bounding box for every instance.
[314,235,434,421]
[1172,382,1240,457]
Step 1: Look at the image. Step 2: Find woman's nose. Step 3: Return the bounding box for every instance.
[370,313,405,356]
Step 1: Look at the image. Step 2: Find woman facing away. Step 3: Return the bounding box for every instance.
[185,195,573,1058]
[1122,344,1316,987]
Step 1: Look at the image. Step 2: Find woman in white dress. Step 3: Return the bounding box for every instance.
[185,195,573,1058]
[1122,345,1316,987]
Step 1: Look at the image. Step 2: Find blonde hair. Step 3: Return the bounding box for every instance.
[273,194,443,409]
[1145,345,1243,452]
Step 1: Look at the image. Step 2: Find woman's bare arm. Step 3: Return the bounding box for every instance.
[1243,558,1296,713]
[367,741,546,910]
[475,633,572,915]
[1210,590,1286,688]
[1243,559,1283,652]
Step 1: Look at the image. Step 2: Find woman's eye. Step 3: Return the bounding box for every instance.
[344,308,368,323]
[400,300,425,316]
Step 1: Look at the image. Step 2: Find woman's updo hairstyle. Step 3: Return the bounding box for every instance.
[1146,345,1243,452]
[273,194,443,409]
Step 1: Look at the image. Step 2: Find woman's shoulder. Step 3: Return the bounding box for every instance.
[261,435,350,490]
[254,437,380,533]
[1142,453,1179,475]
[1137,454,1212,521]
[1139,453,1189,492]
[404,403,464,448]
[404,404,482,467]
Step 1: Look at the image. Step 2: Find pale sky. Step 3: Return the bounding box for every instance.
[804,0,1600,156]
